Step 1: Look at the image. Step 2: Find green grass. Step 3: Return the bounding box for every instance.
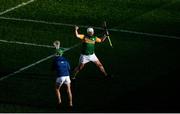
[3,0,180,36]
[0,0,180,112]
[0,0,29,12]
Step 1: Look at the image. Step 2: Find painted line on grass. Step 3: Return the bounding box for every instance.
[0,43,80,81]
[109,29,180,40]
[0,39,54,48]
[0,54,54,81]
[0,0,35,16]
[0,16,179,40]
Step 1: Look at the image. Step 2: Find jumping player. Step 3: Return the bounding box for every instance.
[72,26,111,79]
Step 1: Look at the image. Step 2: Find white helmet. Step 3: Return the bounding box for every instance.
[53,40,60,49]
[87,27,94,34]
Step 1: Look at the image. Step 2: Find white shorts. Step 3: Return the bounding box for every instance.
[56,76,71,87]
[79,53,99,64]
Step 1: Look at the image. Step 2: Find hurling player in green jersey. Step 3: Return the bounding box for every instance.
[72,26,111,79]
[53,40,65,56]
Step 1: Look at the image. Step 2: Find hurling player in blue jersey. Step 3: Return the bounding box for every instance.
[53,41,73,108]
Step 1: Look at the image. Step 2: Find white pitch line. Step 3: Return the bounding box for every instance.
[0,0,35,16]
[0,39,54,48]
[0,16,179,40]
[109,29,180,40]
[0,54,54,81]
[0,43,80,81]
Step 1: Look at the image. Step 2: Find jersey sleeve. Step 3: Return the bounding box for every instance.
[78,34,85,40]
[68,62,71,71]
[95,37,102,43]
[66,61,71,73]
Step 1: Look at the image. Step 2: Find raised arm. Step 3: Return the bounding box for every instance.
[75,26,84,39]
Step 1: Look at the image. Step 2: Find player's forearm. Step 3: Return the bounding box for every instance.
[75,30,80,38]
[75,30,84,39]
[75,26,81,38]
[101,37,106,42]
[100,35,107,42]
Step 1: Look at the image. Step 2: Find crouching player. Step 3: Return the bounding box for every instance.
[52,40,73,108]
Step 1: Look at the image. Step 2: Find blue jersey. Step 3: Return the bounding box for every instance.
[53,56,70,77]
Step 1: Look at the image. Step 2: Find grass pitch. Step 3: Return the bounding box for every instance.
[0,0,180,112]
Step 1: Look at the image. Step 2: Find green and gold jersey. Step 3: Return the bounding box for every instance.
[81,35,97,55]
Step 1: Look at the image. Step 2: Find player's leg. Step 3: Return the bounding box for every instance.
[64,77,73,107]
[66,83,73,107]
[73,63,85,76]
[72,54,89,79]
[91,54,108,76]
[55,77,65,104]
[94,60,108,76]
[55,84,61,104]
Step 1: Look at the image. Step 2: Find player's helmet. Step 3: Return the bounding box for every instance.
[53,40,60,49]
[87,27,94,34]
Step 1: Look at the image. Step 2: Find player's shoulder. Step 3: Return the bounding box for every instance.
[78,34,85,39]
